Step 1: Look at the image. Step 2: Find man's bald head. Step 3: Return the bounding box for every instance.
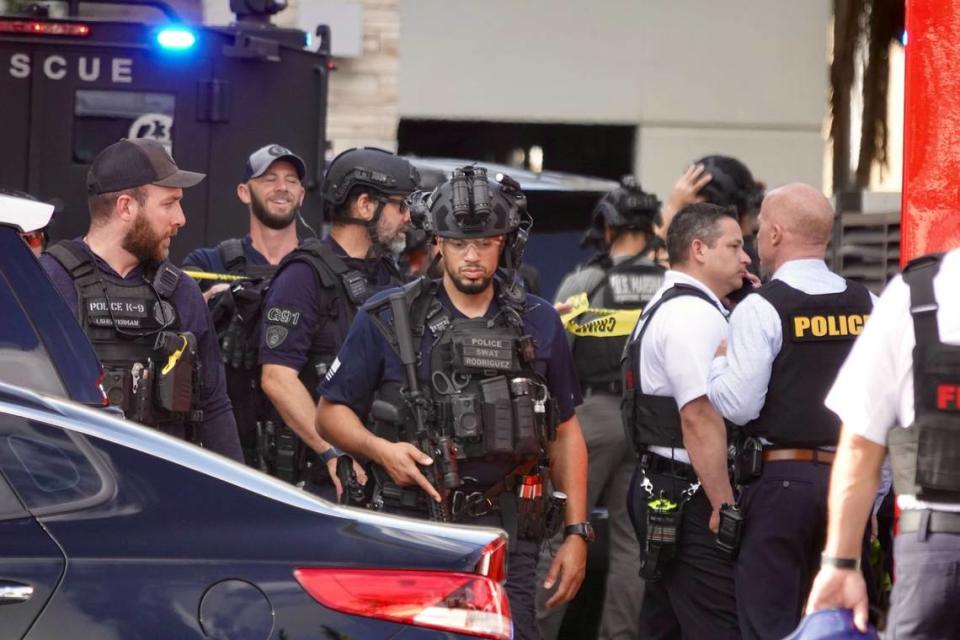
[756,183,835,274]
[761,183,834,245]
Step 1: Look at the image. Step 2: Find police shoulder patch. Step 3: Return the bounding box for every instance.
[265,325,289,349]
[264,305,301,327]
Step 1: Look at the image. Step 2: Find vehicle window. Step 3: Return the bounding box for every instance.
[0,414,112,516]
[73,90,176,163]
[0,271,66,397]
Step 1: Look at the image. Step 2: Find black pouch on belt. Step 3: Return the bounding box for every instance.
[734,436,764,485]
[640,494,684,580]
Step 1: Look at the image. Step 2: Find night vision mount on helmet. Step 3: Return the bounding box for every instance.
[581,176,661,251]
[414,166,533,304]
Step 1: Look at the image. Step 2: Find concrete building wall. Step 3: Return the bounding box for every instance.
[399,0,830,196]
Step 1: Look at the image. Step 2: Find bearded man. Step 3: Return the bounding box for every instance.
[41,138,242,460]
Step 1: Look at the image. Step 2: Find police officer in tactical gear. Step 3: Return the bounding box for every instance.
[41,138,243,461]
[623,202,751,639]
[315,166,589,640]
[707,184,875,640]
[259,147,417,498]
[183,144,307,468]
[807,247,960,638]
[536,177,664,640]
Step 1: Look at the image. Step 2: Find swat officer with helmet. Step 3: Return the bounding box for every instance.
[315,166,589,640]
[258,147,417,498]
[41,138,243,461]
[536,177,664,640]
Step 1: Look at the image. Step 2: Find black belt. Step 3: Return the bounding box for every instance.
[640,452,697,482]
[583,381,623,395]
[899,509,960,534]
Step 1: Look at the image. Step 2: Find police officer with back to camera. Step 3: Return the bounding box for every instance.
[182,144,306,468]
[806,246,960,638]
[706,184,875,640]
[622,202,751,639]
[315,166,589,640]
[40,138,243,461]
[258,147,417,498]
[536,177,665,640]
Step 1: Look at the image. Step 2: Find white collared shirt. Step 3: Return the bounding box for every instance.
[707,259,861,426]
[631,270,729,463]
[825,249,960,512]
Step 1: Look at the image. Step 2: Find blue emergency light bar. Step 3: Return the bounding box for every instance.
[156,26,196,51]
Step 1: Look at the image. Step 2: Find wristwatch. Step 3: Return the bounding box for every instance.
[319,447,342,465]
[563,522,596,544]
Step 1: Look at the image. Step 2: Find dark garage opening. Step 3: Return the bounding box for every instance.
[398,119,635,181]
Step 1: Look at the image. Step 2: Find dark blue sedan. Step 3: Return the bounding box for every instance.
[0,193,512,639]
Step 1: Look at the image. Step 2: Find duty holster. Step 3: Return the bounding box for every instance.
[733,436,764,486]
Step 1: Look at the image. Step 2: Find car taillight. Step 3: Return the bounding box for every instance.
[474,536,508,583]
[294,568,511,640]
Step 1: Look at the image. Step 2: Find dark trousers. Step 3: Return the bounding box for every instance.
[735,461,831,640]
[628,466,739,640]
[735,461,878,640]
[886,524,960,639]
[384,504,541,640]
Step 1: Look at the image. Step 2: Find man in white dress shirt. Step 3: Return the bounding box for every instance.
[807,248,960,639]
[622,202,750,639]
[706,183,874,640]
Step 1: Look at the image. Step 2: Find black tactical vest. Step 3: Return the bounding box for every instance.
[572,254,664,387]
[212,238,280,371]
[46,240,201,435]
[621,284,726,451]
[371,281,557,486]
[744,279,873,448]
[277,238,402,398]
[888,254,960,503]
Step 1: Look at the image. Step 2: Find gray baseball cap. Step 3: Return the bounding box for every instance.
[243,144,307,182]
[86,138,205,195]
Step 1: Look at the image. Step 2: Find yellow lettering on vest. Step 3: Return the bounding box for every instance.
[811,316,828,337]
[794,316,811,338]
[838,314,849,335]
[849,314,864,335]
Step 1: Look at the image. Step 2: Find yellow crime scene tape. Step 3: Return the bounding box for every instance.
[559,292,643,338]
[183,269,254,283]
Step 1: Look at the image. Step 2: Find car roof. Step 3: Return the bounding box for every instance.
[0,380,503,547]
[0,194,54,232]
[407,156,619,193]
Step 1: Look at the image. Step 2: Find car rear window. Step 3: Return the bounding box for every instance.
[0,271,66,397]
[0,414,112,516]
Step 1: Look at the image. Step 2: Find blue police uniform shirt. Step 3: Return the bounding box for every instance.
[318,281,582,484]
[39,243,244,462]
[258,236,400,372]
[182,234,270,274]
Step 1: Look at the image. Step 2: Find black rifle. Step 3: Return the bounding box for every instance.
[373,278,460,522]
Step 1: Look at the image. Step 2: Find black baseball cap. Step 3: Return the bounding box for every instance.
[86,138,205,195]
[243,144,307,182]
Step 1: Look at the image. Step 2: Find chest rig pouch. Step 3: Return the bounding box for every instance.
[431,317,555,461]
[47,241,203,433]
[888,255,960,502]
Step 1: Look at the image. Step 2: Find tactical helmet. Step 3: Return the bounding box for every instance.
[320,147,420,213]
[581,176,660,249]
[695,154,764,218]
[425,166,527,239]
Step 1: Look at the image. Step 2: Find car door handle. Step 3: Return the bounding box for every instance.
[0,582,34,604]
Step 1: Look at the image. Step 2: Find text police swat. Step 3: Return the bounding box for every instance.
[8,52,133,83]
